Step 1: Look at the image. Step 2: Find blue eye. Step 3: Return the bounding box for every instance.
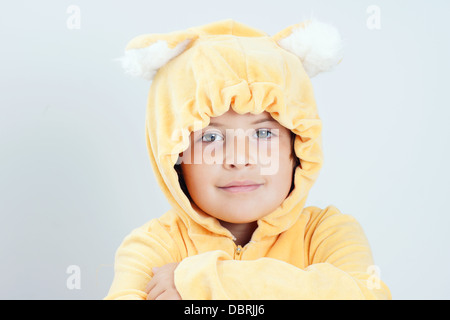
[201,132,224,142]
[255,129,272,139]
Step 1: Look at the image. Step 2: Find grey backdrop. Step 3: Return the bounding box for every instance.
[1,0,449,299]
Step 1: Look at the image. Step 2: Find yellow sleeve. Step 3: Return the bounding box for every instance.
[174,208,391,300]
[104,218,181,300]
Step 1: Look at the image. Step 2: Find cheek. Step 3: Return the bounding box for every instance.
[279,134,296,165]
[259,135,294,170]
[268,137,295,182]
[181,164,216,196]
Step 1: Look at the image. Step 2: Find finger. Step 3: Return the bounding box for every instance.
[145,267,161,293]
[145,277,156,294]
[155,289,181,300]
[145,276,162,297]
[147,283,166,300]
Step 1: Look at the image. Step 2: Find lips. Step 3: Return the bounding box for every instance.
[218,180,264,193]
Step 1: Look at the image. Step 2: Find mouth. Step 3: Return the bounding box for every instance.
[218,180,264,194]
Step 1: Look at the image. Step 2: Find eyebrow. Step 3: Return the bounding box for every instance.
[208,118,278,127]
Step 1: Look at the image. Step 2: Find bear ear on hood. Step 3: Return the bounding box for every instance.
[272,19,344,78]
[115,19,268,82]
[116,30,198,81]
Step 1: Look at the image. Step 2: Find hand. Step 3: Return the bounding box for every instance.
[145,262,181,300]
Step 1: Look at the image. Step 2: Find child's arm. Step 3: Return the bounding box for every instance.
[173,207,391,300]
[104,218,181,300]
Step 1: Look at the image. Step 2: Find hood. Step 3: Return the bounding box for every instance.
[118,19,343,242]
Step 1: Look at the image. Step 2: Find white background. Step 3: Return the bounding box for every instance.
[1,0,449,299]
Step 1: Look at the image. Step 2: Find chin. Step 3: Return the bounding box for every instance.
[216,208,268,224]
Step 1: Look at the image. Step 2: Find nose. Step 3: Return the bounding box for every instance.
[223,133,256,170]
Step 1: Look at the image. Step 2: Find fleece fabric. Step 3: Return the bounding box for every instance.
[105,19,391,300]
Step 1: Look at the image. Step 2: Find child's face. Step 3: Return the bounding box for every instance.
[179,109,296,224]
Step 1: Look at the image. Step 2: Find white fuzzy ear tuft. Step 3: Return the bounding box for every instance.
[277,20,343,78]
[115,39,192,81]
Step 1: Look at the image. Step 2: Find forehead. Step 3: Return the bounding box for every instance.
[207,109,280,128]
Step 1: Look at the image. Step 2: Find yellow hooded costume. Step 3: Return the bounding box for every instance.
[105,19,391,300]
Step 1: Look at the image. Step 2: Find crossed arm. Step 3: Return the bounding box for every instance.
[105,210,391,300]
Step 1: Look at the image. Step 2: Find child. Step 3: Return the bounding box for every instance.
[105,19,391,300]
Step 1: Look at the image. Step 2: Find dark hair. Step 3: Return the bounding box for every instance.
[174,160,192,201]
[289,131,301,194]
[174,131,300,199]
